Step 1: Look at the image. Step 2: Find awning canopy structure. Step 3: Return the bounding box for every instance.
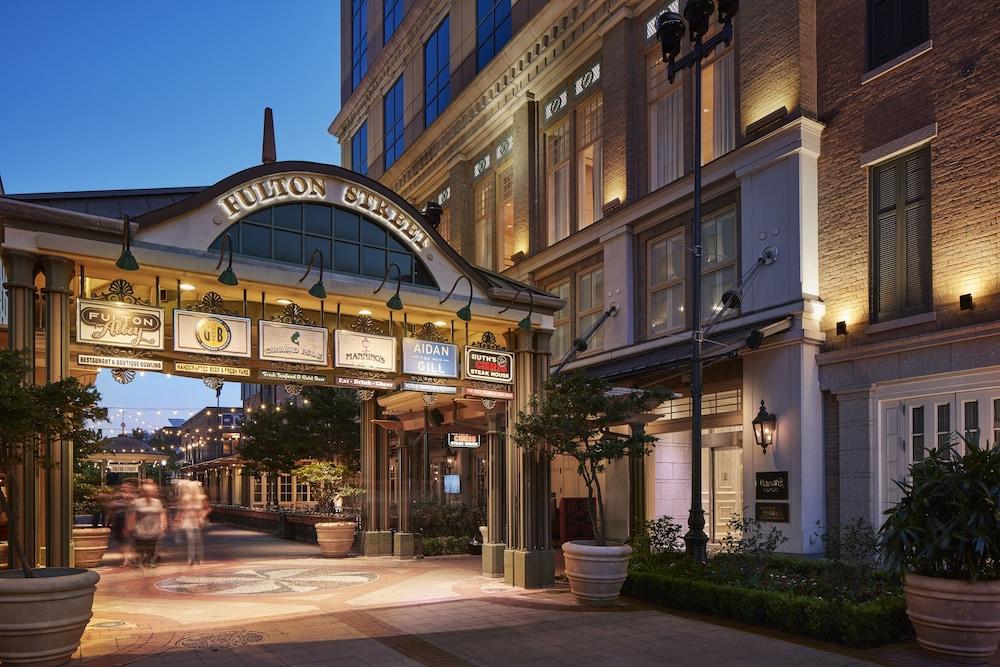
[84,435,170,465]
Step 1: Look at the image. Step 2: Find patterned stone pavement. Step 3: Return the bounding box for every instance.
[70,526,994,666]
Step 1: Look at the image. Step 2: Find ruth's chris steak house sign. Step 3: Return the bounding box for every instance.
[464,347,514,384]
[216,174,431,251]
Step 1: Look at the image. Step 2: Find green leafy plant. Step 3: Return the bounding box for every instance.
[0,349,107,576]
[239,402,322,507]
[630,515,684,560]
[292,461,363,513]
[422,535,470,557]
[878,436,1000,581]
[512,371,671,546]
[718,509,788,556]
[411,498,485,539]
[300,387,361,467]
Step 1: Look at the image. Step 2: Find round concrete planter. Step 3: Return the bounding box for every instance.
[561,540,632,605]
[72,527,111,569]
[315,522,355,558]
[0,567,99,666]
[904,573,1000,663]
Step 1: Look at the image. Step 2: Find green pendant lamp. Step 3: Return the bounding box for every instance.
[499,287,535,331]
[440,275,473,322]
[374,262,404,311]
[216,233,238,286]
[299,249,327,299]
[116,215,139,271]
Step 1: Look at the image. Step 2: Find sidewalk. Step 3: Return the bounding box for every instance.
[72,526,992,666]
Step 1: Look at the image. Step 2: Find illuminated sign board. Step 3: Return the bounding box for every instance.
[335,376,396,390]
[260,369,329,384]
[76,299,164,350]
[447,433,481,449]
[174,362,250,377]
[464,347,514,384]
[401,381,457,394]
[218,174,326,218]
[334,330,397,373]
[402,338,458,378]
[173,310,252,358]
[77,355,163,372]
[464,386,514,400]
[259,321,328,366]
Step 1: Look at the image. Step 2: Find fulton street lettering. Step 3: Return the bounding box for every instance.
[342,185,430,249]
[218,174,326,218]
[76,300,165,350]
[402,337,458,378]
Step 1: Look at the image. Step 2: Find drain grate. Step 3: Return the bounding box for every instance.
[177,630,266,649]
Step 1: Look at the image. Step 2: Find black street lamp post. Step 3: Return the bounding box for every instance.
[656,0,739,563]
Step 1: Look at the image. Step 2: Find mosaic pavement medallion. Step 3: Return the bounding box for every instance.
[177,629,266,649]
[155,567,378,596]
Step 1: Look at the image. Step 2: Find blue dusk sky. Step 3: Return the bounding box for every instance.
[1,2,342,431]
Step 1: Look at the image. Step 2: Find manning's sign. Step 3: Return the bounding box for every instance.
[334,330,397,373]
[76,299,164,350]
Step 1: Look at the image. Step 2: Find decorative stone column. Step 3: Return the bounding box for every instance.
[628,422,647,538]
[394,433,414,558]
[504,329,555,588]
[2,248,39,569]
[361,396,392,556]
[40,255,75,567]
[482,410,505,577]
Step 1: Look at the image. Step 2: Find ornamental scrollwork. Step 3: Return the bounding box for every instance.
[414,322,447,343]
[110,368,136,385]
[186,291,237,316]
[202,377,225,391]
[471,331,506,351]
[272,303,314,326]
[90,279,150,305]
[351,314,385,336]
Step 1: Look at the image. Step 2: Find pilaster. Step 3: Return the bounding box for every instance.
[482,410,505,577]
[512,98,539,257]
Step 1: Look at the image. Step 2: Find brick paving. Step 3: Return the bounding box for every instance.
[70,526,995,666]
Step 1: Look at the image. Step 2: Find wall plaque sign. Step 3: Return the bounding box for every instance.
[402,337,458,378]
[447,433,481,449]
[173,310,252,358]
[174,362,250,377]
[76,299,164,350]
[755,471,789,500]
[336,376,396,390]
[464,386,514,400]
[464,347,514,384]
[260,369,328,384]
[78,355,163,372]
[401,381,457,394]
[334,330,397,373]
[107,463,140,473]
[259,321,328,365]
[755,502,790,523]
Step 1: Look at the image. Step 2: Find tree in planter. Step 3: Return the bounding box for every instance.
[292,461,363,513]
[238,402,320,508]
[0,349,106,576]
[512,371,671,546]
[300,387,361,467]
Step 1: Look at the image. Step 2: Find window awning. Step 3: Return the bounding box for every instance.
[579,316,793,382]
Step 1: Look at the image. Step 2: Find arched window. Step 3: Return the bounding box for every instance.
[209,203,436,288]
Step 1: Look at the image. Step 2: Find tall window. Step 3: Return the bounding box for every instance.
[649,51,684,190]
[576,94,603,229]
[578,267,604,352]
[911,405,925,462]
[871,147,931,322]
[964,401,980,445]
[546,121,571,244]
[868,0,929,69]
[649,231,685,336]
[351,122,368,176]
[383,75,405,170]
[936,403,951,447]
[474,177,495,270]
[497,163,514,269]
[993,399,1000,449]
[476,0,512,72]
[700,48,735,165]
[424,17,451,127]
[351,0,368,89]
[296,479,311,502]
[550,282,571,361]
[279,475,292,503]
[701,210,737,322]
[383,0,403,44]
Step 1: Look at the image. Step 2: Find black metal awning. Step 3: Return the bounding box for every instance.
[577,316,793,382]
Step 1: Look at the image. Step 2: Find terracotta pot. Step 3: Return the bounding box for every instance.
[72,527,111,569]
[0,567,99,666]
[315,522,355,558]
[904,573,1000,663]
[561,540,632,604]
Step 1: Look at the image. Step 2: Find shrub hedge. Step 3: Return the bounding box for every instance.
[422,535,469,557]
[622,568,912,647]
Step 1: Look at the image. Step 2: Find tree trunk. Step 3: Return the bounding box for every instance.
[0,472,34,577]
[592,462,608,547]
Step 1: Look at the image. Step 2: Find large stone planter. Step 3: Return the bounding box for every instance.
[315,522,355,558]
[904,573,1000,663]
[561,540,632,605]
[72,527,111,569]
[0,567,99,666]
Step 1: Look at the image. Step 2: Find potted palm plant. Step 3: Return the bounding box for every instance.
[293,461,363,557]
[513,371,670,603]
[0,348,107,665]
[878,435,1000,663]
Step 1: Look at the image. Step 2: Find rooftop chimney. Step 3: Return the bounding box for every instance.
[262,107,276,164]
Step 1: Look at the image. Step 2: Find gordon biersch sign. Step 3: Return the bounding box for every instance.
[173,310,252,358]
[464,347,514,384]
[259,321,328,366]
[334,330,397,373]
[76,299,164,350]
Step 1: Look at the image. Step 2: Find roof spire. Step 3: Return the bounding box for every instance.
[262,107,276,164]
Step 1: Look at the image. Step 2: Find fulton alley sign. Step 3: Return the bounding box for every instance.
[402,338,458,378]
[76,300,164,350]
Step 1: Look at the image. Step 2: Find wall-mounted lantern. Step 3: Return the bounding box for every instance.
[498,287,535,331]
[116,215,139,271]
[752,400,777,454]
[215,233,238,286]
[440,275,473,321]
[299,249,327,299]
[374,262,404,310]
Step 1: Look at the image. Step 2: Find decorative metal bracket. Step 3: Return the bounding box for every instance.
[202,377,224,391]
[283,383,303,396]
[90,278,149,305]
[351,314,385,336]
[272,302,314,326]
[357,389,376,401]
[187,291,237,315]
[110,369,136,385]
[472,331,506,351]
[414,321,447,343]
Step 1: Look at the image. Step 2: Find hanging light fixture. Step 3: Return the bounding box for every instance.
[115,214,139,271]
[498,287,535,331]
[440,275,473,322]
[299,248,327,299]
[752,400,777,453]
[374,262,404,310]
[216,233,238,286]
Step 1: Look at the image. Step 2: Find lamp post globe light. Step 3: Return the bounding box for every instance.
[656,0,739,563]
